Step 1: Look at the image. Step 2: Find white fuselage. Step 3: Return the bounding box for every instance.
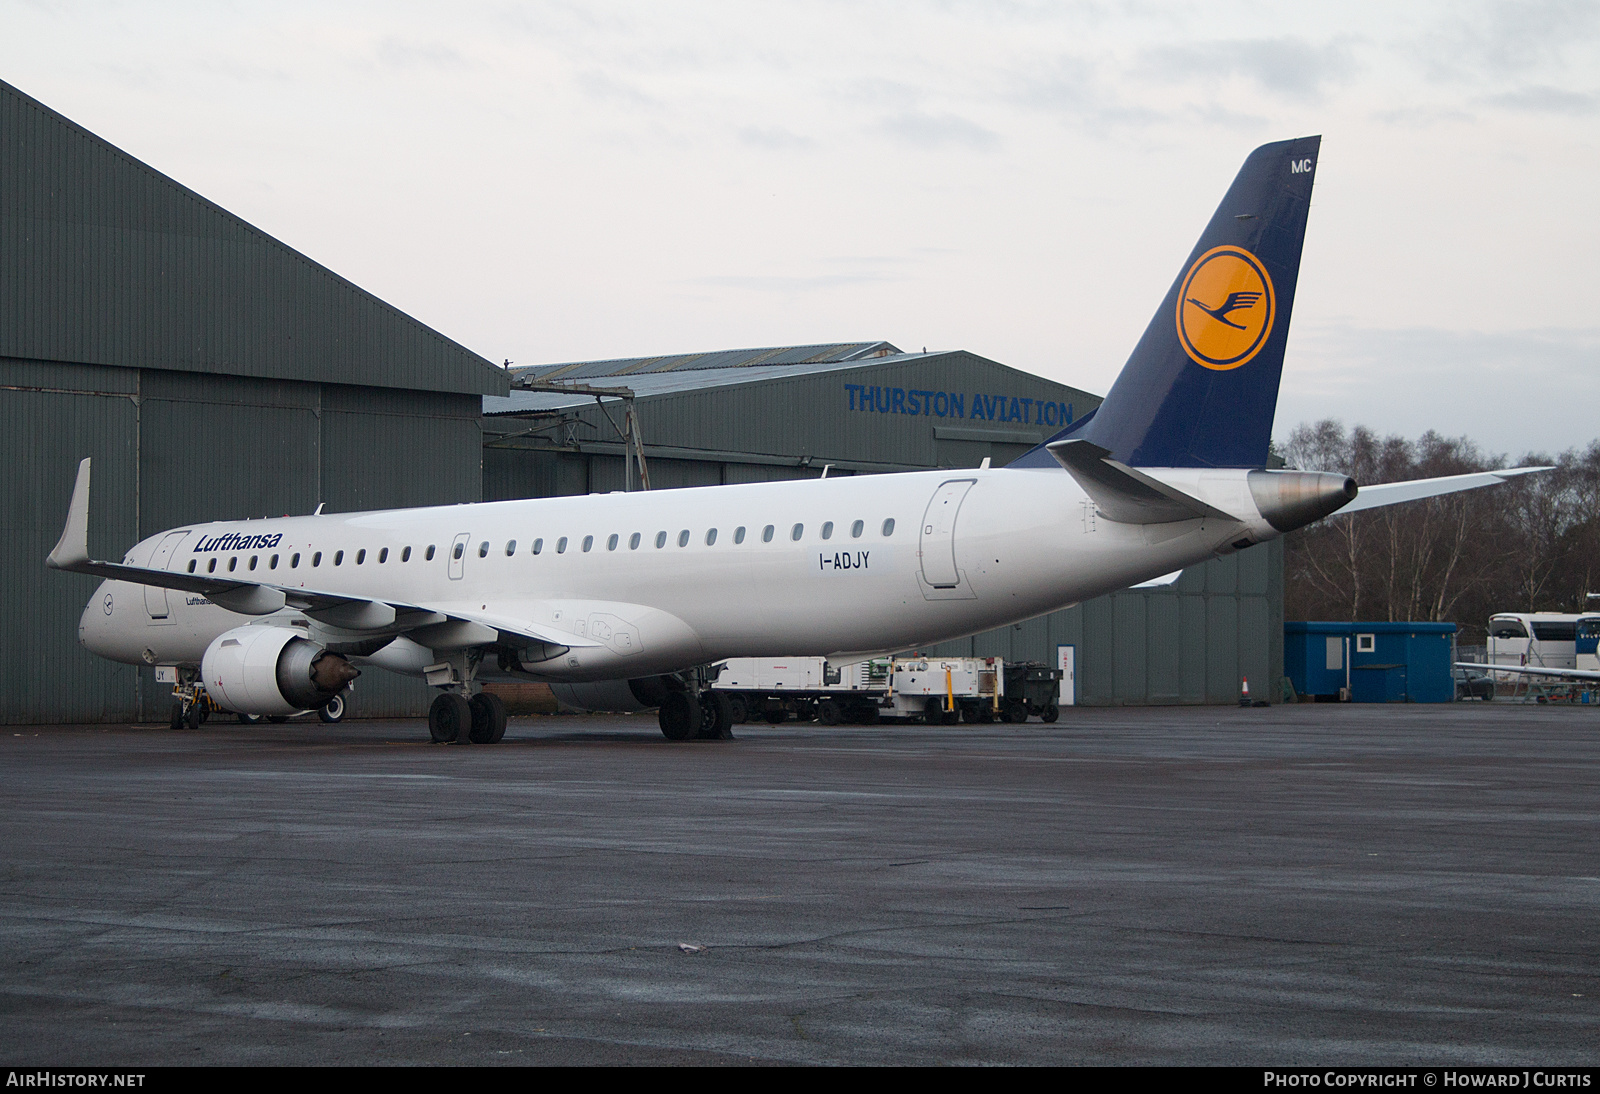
[79,466,1273,683]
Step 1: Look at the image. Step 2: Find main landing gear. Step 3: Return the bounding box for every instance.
[657,684,734,742]
[427,691,507,744]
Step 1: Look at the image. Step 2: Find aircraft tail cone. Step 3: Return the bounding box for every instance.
[1247,470,1357,533]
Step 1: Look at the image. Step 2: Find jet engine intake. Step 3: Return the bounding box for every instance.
[202,625,359,716]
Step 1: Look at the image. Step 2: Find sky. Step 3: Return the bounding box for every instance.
[3,0,1596,459]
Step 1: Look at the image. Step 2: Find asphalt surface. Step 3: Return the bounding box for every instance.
[1,703,1597,1066]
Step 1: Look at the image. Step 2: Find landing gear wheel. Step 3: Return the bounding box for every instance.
[468,692,507,743]
[698,692,734,739]
[429,692,471,743]
[237,712,263,725]
[659,692,701,741]
[318,693,349,724]
[817,699,842,726]
[169,701,185,730]
[184,701,205,731]
[1040,705,1060,723]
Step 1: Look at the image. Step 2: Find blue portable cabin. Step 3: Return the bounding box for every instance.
[1284,622,1457,703]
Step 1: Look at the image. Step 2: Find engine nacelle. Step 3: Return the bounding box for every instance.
[202,626,359,716]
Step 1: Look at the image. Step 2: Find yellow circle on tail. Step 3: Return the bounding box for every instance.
[1175,245,1275,370]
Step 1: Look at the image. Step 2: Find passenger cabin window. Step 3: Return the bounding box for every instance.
[734,526,746,544]
[532,538,543,555]
[851,520,864,538]
[453,543,465,560]
[313,552,322,567]
[821,521,834,540]
[187,560,196,573]
[290,553,301,568]
[607,534,619,551]
[655,531,667,549]
[477,541,488,558]
[378,548,388,563]
[882,518,896,536]
[791,523,804,541]
[401,546,411,562]
[582,535,594,552]
[356,549,365,565]
[557,537,568,554]
[762,525,775,543]
[269,555,279,569]
[629,532,641,550]
[227,557,237,572]
[333,551,343,566]
[207,559,217,573]
[705,528,717,546]
[505,540,517,556]
[248,555,258,571]
[677,530,690,547]
[426,545,436,561]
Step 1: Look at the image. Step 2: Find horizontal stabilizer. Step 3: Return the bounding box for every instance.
[1047,440,1233,524]
[1339,466,1551,515]
[1457,661,1600,683]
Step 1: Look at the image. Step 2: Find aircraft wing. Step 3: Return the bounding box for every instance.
[46,458,599,652]
[1457,662,1600,683]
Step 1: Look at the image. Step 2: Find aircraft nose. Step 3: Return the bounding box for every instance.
[78,581,122,658]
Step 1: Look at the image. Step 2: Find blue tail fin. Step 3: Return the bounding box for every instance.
[1014,136,1320,469]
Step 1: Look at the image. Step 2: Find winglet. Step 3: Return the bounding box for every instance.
[46,458,92,571]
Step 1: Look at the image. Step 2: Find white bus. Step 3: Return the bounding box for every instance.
[1485,613,1600,674]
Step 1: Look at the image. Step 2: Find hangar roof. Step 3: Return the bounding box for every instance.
[0,79,507,397]
[487,342,917,414]
[518,341,901,382]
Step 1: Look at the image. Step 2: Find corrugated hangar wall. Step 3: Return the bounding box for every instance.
[483,349,1284,706]
[0,78,504,724]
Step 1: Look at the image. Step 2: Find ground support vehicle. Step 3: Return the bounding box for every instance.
[885,658,1005,724]
[712,656,1006,725]
[1000,661,1064,722]
[712,657,892,724]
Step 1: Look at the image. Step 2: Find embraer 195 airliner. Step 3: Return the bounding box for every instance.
[48,137,1544,743]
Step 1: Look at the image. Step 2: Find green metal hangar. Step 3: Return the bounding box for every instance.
[481,347,1284,707]
[0,78,507,724]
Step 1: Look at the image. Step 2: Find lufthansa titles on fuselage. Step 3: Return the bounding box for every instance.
[192,531,284,553]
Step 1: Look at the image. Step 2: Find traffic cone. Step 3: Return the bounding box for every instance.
[1239,676,1251,707]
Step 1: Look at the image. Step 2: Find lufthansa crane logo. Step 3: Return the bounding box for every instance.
[1175,245,1275,370]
